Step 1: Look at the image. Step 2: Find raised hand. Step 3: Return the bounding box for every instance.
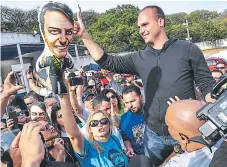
[6,118,15,129]
[73,12,86,37]
[2,71,24,97]
[19,121,45,167]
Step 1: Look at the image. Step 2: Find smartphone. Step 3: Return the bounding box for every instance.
[14,71,23,85]
[7,106,19,129]
[28,66,33,74]
[69,77,84,86]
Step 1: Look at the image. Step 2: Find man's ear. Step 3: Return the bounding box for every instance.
[179,133,189,144]
[140,95,143,102]
[158,18,165,27]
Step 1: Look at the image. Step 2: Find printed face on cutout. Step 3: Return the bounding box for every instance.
[43,10,74,59]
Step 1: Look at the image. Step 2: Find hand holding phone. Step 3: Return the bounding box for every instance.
[7,106,19,130]
[14,71,23,85]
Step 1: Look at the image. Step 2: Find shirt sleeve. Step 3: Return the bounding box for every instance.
[74,138,90,159]
[188,43,216,99]
[95,52,140,76]
[82,107,90,122]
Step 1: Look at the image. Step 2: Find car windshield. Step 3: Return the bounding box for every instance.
[206,60,214,66]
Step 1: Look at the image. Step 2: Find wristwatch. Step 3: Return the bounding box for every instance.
[173,143,185,154]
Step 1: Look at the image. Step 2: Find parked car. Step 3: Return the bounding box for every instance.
[205,57,227,71]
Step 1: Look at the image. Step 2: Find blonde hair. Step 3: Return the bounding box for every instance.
[86,110,113,154]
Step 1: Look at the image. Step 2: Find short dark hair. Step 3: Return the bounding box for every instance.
[141,5,166,26]
[11,97,27,110]
[92,94,110,109]
[122,85,141,96]
[24,92,40,101]
[216,62,226,67]
[30,102,47,113]
[38,1,74,33]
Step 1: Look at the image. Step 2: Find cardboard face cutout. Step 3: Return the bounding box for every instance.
[36,1,76,95]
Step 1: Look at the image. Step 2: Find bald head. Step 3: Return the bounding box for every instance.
[166,100,205,138]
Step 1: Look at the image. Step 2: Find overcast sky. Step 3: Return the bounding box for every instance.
[1,1,227,14]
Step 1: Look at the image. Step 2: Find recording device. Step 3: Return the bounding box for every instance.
[14,71,23,85]
[67,72,83,86]
[196,75,227,147]
[7,106,19,130]
[28,66,33,74]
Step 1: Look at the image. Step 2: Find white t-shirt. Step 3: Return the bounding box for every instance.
[163,144,220,167]
[82,107,91,122]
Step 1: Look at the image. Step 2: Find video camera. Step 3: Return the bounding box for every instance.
[196,75,227,147]
[67,72,83,86]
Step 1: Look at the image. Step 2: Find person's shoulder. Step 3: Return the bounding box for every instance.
[175,39,193,47]
[121,111,131,119]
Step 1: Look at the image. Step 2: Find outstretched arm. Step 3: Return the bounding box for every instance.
[58,94,84,154]
[74,12,139,75]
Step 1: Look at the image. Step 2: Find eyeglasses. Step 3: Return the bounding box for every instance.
[89,118,109,127]
[16,110,26,116]
[216,67,225,70]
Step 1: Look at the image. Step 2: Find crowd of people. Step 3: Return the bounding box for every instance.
[1,1,227,167]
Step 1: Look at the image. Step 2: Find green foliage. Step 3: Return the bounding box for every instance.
[166,12,188,26]
[188,10,219,22]
[88,4,145,53]
[1,5,227,52]
[1,6,39,32]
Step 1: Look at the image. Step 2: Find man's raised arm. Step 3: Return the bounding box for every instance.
[73,12,139,76]
[74,12,104,61]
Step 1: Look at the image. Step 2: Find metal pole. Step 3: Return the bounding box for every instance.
[17,44,29,93]
[184,20,191,41]
[74,44,81,68]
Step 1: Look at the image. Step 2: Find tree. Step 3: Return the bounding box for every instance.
[80,10,100,28]
[188,10,219,23]
[166,24,187,40]
[1,6,39,32]
[166,12,188,26]
[88,4,144,53]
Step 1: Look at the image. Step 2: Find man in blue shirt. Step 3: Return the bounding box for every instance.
[120,85,145,155]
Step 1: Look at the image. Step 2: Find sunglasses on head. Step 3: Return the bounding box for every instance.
[89,118,109,127]
[111,95,117,99]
